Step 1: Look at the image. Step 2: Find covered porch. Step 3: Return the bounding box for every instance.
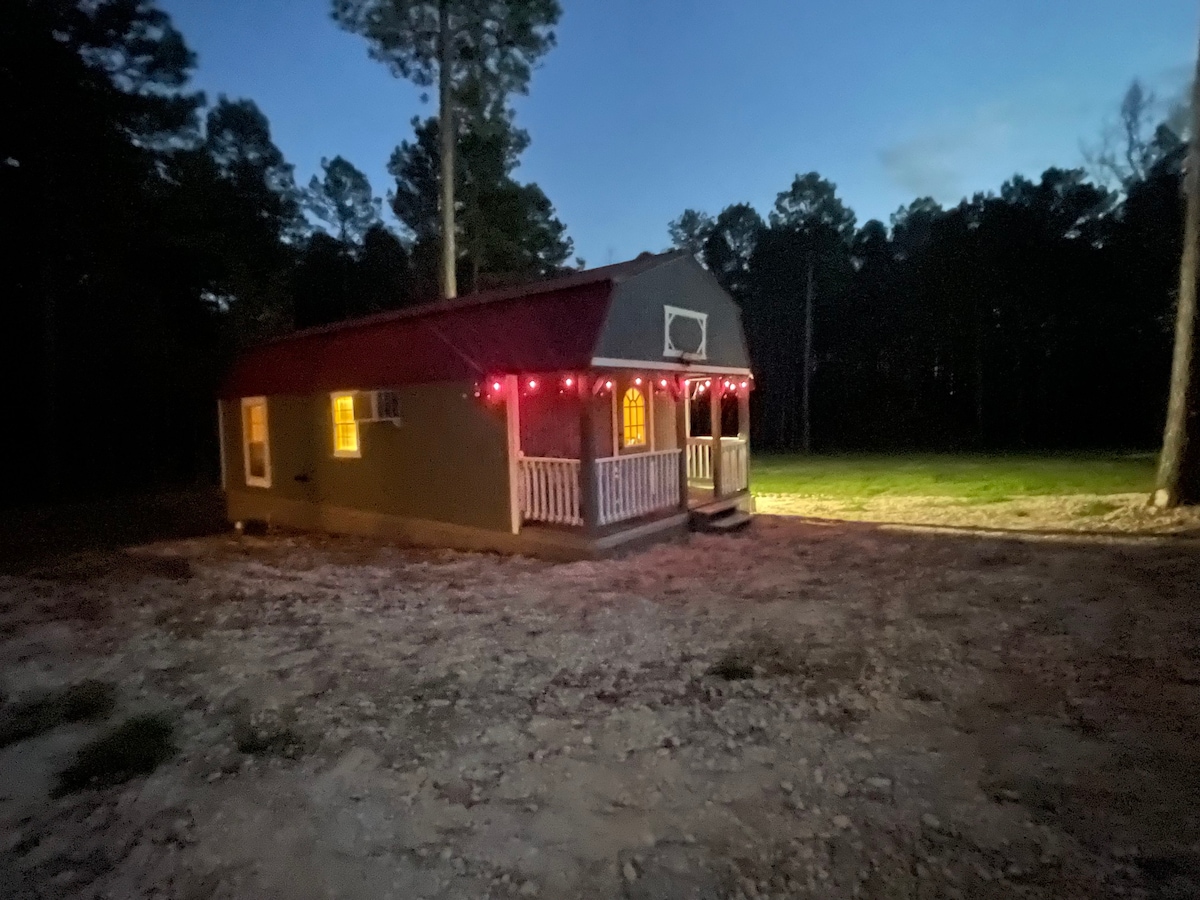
[500,371,751,541]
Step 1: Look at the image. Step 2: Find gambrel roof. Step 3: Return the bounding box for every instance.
[220,252,750,398]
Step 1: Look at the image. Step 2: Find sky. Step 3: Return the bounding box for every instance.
[161,0,1196,266]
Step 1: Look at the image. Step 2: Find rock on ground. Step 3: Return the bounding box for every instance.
[1,517,1198,898]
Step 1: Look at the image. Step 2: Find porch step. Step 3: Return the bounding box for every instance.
[689,496,752,534]
[701,510,752,533]
[689,494,744,517]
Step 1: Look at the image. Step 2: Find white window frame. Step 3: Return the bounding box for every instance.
[664,305,708,361]
[241,396,272,488]
[620,386,648,449]
[609,380,656,455]
[331,391,362,459]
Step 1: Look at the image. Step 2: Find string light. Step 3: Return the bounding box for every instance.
[474,371,752,406]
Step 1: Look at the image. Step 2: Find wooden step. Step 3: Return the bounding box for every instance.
[702,510,752,532]
[689,496,753,532]
[689,493,746,518]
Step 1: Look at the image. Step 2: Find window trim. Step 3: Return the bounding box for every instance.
[331,391,362,459]
[241,396,272,488]
[624,386,652,448]
[663,305,708,361]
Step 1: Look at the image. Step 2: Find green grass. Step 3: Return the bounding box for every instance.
[751,453,1155,501]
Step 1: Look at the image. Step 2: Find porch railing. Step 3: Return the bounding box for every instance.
[518,451,683,527]
[686,440,712,482]
[596,450,682,526]
[517,456,582,526]
[686,437,749,493]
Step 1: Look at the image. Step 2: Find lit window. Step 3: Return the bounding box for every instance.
[622,387,646,447]
[332,392,360,457]
[241,397,271,488]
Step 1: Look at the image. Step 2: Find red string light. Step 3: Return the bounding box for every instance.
[474,371,751,405]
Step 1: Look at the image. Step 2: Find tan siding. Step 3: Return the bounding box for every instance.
[519,389,580,459]
[223,381,511,532]
[593,390,614,458]
[654,393,678,450]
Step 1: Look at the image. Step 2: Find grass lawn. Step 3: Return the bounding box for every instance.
[750,453,1157,501]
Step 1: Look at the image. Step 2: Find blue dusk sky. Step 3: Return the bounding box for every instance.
[161,0,1196,265]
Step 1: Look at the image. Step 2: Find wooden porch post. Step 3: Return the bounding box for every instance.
[578,374,601,532]
[738,387,751,492]
[675,384,689,513]
[710,383,725,498]
[505,374,521,535]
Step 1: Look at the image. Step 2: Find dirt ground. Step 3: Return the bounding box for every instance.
[2,518,1199,900]
[754,492,1200,537]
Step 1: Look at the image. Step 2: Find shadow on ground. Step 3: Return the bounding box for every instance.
[2,510,1199,898]
[0,489,226,575]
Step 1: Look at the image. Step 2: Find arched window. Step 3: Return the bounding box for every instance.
[621,387,646,447]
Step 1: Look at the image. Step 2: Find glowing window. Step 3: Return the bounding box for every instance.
[622,387,646,447]
[332,392,360,457]
[241,397,271,488]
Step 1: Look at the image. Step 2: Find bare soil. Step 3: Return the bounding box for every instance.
[755,492,1200,537]
[2,519,1199,899]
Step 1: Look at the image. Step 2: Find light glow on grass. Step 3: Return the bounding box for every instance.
[750,453,1156,501]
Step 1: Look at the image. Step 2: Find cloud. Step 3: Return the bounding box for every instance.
[879,106,1015,201]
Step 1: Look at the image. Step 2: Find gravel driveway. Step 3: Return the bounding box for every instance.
[2,518,1198,899]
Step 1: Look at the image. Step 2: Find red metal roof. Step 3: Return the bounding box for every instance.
[220,254,678,399]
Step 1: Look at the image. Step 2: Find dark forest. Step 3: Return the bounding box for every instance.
[3,0,1187,505]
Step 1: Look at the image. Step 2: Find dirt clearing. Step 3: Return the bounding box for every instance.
[755,492,1200,536]
[2,519,1199,899]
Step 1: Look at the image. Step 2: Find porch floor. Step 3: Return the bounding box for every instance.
[686,484,752,509]
[518,509,690,559]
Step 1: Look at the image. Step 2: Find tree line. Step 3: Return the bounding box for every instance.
[669,88,1188,457]
[3,0,567,504]
[4,0,1194,507]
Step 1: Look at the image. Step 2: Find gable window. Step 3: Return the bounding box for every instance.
[332,392,360,457]
[621,387,646,447]
[664,305,708,360]
[241,397,271,488]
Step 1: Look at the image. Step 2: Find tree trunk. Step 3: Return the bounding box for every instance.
[437,0,457,300]
[802,251,814,453]
[973,301,984,445]
[1154,32,1200,507]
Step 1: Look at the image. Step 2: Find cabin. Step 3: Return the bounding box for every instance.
[217,252,754,559]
